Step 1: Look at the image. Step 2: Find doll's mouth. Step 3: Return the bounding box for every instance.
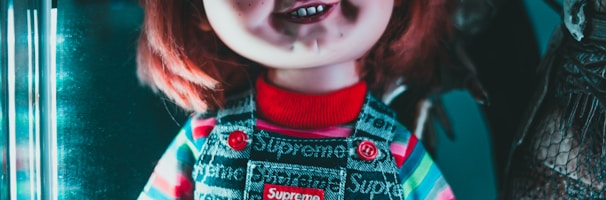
[274,2,338,24]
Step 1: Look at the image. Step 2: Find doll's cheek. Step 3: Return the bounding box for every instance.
[344,0,392,7]
[231,1,273,15]
[339,0,395,22]
[203,0,275,30]
[274,0,297,12]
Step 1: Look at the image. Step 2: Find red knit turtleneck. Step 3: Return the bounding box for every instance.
[256,75,367,129]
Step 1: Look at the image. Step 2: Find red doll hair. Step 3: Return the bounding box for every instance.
[137,0,455,112]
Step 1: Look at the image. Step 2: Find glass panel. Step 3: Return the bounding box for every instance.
[55,0,186,198]
[2,0,52,199]
[0,0,9,199]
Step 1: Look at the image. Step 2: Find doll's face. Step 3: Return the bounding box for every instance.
[202,0,394,69]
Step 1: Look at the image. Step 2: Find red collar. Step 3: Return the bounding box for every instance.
[256,76,367,129]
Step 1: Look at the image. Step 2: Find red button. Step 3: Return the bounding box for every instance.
[228,131,248,151]
[357,140,378,161]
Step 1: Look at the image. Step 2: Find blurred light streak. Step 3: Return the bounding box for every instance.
[50,8,59,200]
[7,0,17,199]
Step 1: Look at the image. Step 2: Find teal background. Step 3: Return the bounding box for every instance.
[524,0,563,55]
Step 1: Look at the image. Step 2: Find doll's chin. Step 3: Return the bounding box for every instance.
[255,55,360,69]
[231,40,369,69]
[257,60,326,69]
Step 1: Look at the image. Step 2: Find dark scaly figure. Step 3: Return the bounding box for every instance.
[503,0,606,198]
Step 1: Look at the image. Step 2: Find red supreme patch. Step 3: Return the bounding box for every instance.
[263,184,324,200]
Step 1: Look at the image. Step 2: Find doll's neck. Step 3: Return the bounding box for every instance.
[256,75,366,129]
[266,61,360,94]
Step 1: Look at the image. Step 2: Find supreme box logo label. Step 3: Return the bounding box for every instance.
[263,184,325,200]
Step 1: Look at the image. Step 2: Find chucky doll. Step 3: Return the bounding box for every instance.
[137,0,456,199]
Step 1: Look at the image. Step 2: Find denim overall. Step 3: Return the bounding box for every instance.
[192,89,404,200]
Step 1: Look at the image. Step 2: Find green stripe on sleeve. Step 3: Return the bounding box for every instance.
[402,153,432,197]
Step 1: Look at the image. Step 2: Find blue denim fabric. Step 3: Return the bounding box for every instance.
[192,89,404,200]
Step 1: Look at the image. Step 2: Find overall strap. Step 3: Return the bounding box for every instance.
[192,90,256,200]
[351,93,398,141]
[215,89,256,135]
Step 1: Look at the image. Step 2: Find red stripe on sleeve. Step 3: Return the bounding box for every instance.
[150,172,180,199]
[192,118,216,140]
[176,173,194,199]
[403,134,418,161]
[393,154,405,168]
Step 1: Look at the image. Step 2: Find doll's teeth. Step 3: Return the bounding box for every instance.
[297,8,308,16]
[317,5,324,12]
[307,7,317,15]
[290,5,326,17]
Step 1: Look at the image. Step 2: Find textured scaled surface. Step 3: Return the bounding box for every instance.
[564,0,587,41]
[504,10,606,199]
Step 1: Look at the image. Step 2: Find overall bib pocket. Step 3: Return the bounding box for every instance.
[244,161,346,200]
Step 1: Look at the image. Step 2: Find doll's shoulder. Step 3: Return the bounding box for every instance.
[388,121,426,169]
[180,111,219,141]
[390,121,417,147]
